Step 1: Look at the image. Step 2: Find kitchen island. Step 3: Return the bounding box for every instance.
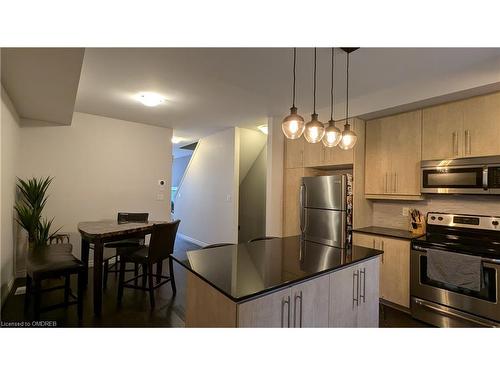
[172,236,382,327]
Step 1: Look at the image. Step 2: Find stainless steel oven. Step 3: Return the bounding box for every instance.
[410,212,500,327]
[421,155,500,194]
[411,245,500,327]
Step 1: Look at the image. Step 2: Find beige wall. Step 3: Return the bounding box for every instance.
[1,86,21,306]
[173,128,239,245]
[18,112,173,263]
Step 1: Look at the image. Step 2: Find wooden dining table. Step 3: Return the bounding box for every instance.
[78,220,168,315]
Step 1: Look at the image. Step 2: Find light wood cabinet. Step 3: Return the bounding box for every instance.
[290,274,330,327]
[329,257,380,327]
[352,233,410,308]
[422,92,500,160]
[283,167,305,237]
[285,120,356,169]
[422,100,464,160]
[238,274,330,328]
[303,141,324,167]
[284,137,305,168]
[238,288,291,328]
[365,110,421,198]
[462,91,500,157]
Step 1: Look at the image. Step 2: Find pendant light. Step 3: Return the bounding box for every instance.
[304,48,325,143]
[281,48,305,139]
[338,48,358,150]
[323,48,342,148]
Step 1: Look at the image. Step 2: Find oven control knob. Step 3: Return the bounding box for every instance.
[438,217,443,221]
[430,216,436,221]
[492,220,499,226]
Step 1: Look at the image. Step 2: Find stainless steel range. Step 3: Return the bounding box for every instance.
[411,212,500,327]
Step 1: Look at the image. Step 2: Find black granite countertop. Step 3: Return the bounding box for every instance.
[352,226,424,240]
[172,236,383,303]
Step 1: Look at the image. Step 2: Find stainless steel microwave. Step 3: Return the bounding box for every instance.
[421,156,500,194]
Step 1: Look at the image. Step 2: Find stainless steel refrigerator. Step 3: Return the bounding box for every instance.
[300,174,353,248]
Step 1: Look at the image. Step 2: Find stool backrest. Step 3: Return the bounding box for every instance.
[117,212,149,224]
[148,220,180,263]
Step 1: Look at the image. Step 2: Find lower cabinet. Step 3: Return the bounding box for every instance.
[237,274,330,328]
[352,233,410,308]
[329,257,380,327]
[237,257,380,328]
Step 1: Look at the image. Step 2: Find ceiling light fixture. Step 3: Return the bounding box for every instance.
[304,48,325,144]
[338,48,358,150]
[323,48,343,148]
[137,92,165,107]
[281,48,305,139]
[258,124,268,135]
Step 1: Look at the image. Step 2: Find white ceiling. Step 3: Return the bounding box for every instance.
[2,48,84,126]
[73,48,500,153]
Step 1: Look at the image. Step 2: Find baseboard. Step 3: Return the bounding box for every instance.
[177,232,208,248]
[1,277,15,309]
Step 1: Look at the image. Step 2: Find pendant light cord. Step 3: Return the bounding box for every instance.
[313,48,317,114]
[292,48,296,108]
[330,48,334,121]
[345,51,350,124]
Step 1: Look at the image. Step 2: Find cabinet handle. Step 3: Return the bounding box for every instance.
[282,296,291,328]
[452,131,459,156]
[360,267,366,303]
[385,173,388,193]
[372,239,375,249]
[381,241,384,263]
[352,270,359,309]
[465,130,471,155]
[294,291,303,328]
[393,172,397,193]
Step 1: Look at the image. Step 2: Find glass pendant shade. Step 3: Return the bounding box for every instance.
[322,119,342,147]
[281,106,305,139]
[304,113,325,143]
[338,123,358,150]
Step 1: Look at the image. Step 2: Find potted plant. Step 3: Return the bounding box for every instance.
[14,176,61,249]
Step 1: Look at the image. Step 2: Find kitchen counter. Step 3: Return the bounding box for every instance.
[352,226,424,240]
[172,236,383,303]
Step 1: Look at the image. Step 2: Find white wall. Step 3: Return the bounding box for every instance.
[174,128,239,246]
[1,86,21,306]
[18,112,173,263]
[265,116,284,237]
[238,143,267,243]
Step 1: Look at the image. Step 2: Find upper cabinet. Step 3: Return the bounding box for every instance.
[365,110,422,198]
[284,120,356,169]
[284,137,305,168]
[462,92,500,158]
[423,92,500,160]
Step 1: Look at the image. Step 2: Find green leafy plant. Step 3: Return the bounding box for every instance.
[14,176,61,248]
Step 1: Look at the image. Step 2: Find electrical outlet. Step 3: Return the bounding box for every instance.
[402,207,409,217]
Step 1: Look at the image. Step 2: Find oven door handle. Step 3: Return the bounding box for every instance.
[414,299,498,328]
[412,245,500,265]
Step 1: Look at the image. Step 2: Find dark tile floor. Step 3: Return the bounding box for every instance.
[1,237,431,328]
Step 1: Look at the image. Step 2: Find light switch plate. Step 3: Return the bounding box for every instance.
[156,193,164,201]
[402,207,409,217]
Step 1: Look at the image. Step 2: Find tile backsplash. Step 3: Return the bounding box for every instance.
[372,195,500,230]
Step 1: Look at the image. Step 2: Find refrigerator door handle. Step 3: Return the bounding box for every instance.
[299,184,306,233]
